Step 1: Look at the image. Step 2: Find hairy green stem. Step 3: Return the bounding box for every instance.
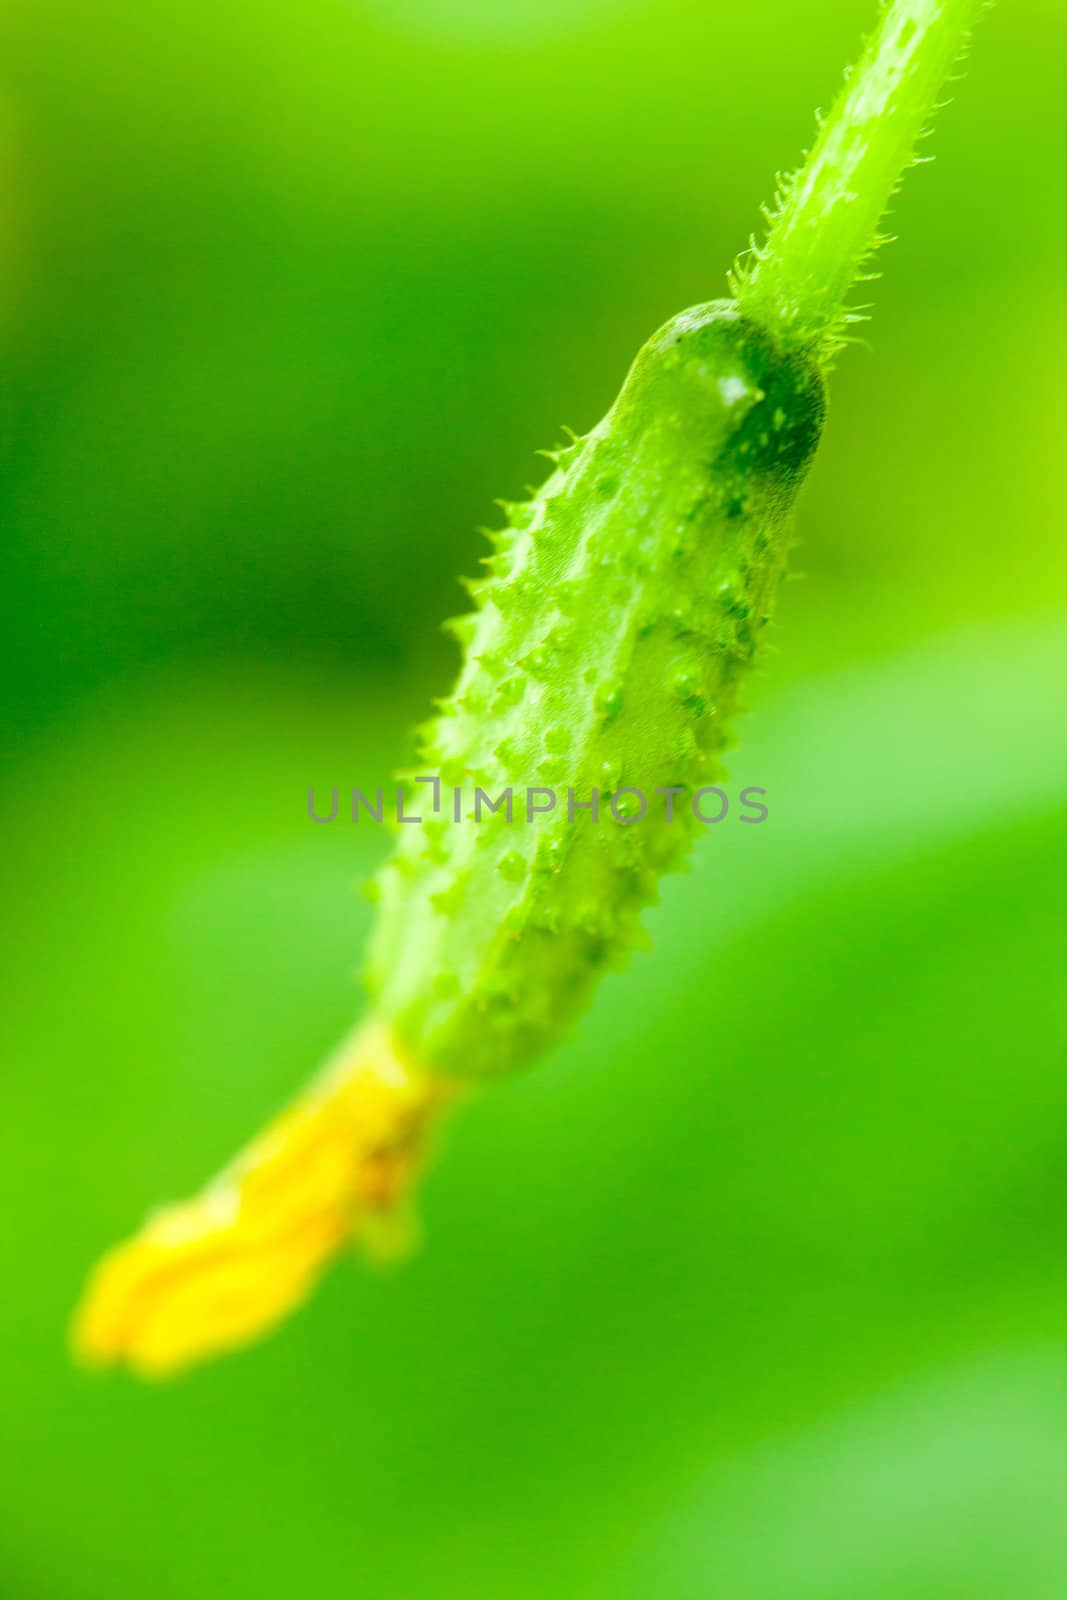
[733,0,984,355]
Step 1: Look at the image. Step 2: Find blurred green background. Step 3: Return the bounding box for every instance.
[3,0,1066,1595]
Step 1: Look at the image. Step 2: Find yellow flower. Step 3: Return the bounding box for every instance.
[72,1022,454,1378]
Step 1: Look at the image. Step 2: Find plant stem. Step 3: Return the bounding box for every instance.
[734,0,985,355]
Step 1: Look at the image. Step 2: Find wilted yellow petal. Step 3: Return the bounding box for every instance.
[72,1021,452,1378]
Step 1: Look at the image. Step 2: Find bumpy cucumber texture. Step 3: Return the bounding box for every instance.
[369,303,825,1079]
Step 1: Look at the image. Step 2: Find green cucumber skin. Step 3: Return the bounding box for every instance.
[367,301,825,1079]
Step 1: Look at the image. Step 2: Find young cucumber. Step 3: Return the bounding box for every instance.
[73,0,984,1377]
[369,302,824,1078]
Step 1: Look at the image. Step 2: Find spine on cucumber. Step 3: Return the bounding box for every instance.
[367,302,825,1078]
